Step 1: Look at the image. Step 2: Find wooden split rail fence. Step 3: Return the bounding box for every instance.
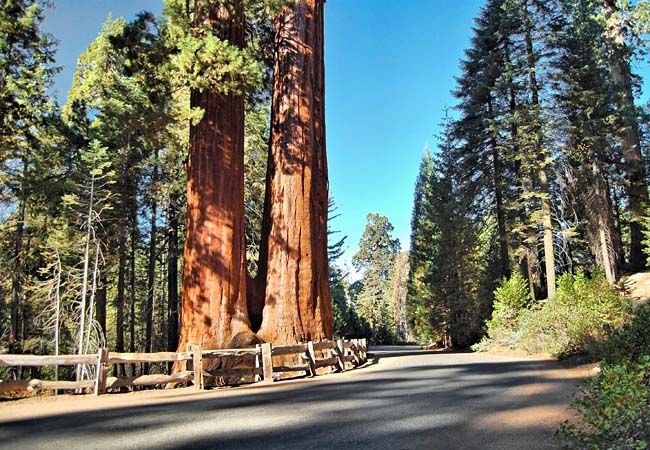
[0,338,367,395]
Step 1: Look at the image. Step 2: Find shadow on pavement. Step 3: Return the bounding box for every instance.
[0,349,584,450]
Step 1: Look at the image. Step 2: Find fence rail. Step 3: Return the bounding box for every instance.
[0,338,367,396]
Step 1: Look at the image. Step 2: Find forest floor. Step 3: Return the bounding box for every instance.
[0,347,595,450]
[620,271,650,303]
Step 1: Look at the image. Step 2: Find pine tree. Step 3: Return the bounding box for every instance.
[602,0,648,271]
[551,0,621,283]
[0,0,59,353]
[353,213,400,343]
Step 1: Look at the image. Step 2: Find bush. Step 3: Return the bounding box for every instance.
[602,303,650,366]
[560,356,650,450]
[518,272,629,358]
[485,273,531,347]
[560,303,650,449]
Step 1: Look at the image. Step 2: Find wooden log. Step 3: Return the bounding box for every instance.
[204,368,263,378]
[261,342,273,383]
[0,354,97,367]
[360,338,367,362]
[105,371,193,389]
[314,356,339,369]
[201,349,260,359]
[94,348,109,396]
[306,341,317,376]
[313,340,335,351]
[272,364,309,373]
[107,351,192,364]
[192,345,203,390]
[271,343,308,356]
[0,379,94,392]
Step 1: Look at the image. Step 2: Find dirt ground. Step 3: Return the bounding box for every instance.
[621,272,650,302]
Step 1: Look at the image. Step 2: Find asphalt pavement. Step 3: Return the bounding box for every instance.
[0,346,585,450]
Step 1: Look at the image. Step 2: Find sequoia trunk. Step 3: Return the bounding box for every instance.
[176,0,256,356]
[257,0,333,344]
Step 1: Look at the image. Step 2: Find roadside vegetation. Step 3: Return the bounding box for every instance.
[559,304,650,449]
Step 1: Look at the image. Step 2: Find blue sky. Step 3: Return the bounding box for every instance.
[42,0,489,271]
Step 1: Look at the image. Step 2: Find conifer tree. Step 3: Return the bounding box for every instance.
[353,213,400,343]
[0,0,58,352]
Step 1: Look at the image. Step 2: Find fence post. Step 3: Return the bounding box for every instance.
[335,339,346,372]
[94,348,109,396]
[350,339,360,366]
[306,341,317,377]
[254,344,262,382]
[191,345,203,390]
[261,342,273,383]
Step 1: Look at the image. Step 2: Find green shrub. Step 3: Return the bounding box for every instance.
[485,272,531,347]
[603,303,650,366]
[518,272,629,358]
[560,356,650,450]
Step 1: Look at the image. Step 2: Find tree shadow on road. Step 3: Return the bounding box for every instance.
[0,353,585,450]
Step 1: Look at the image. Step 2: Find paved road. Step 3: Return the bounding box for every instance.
[0,347,587,450]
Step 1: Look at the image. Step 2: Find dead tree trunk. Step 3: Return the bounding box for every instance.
[257,0,333,345]
[175,0,258,359]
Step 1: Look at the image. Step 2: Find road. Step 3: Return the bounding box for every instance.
[0,347,589,450]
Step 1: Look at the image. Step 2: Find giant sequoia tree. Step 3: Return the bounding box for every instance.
[256,0,333,344]
[176,0,258,352]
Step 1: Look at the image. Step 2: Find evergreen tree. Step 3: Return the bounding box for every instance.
[0,0,59,353]
[353,213,400,343]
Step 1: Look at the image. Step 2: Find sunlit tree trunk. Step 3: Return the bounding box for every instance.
[524,6,556,298]
[175,0,258,361]
[257,0,333,345]
[603,0,648,271]
[590,162,618,284]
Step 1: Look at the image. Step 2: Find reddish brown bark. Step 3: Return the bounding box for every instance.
[256,0,333,345]
[175,0,257,357]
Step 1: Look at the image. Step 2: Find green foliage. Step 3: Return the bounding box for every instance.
[163,0,262,95]
[518,272,629,358]
[560,356,650,450]
[560,303,650,449]
[603,303,650,366]
[353,213,401,344]
[485,272,531,346]
[407,118,497,349]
